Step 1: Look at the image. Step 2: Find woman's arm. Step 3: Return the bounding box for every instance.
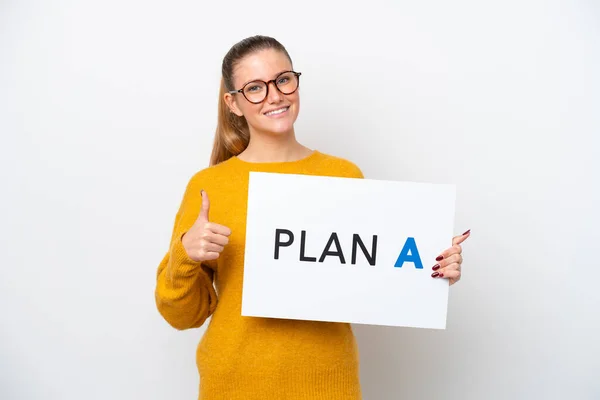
[155,234,217,330]
[154,176,218,330]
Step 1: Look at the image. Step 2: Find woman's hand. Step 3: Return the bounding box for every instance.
[182,190,232,262]
[431,229,470,285]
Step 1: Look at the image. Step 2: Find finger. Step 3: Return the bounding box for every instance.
[432,254,462,271]
[199,189,210,221]
[199,251,220,261]
[202,242,224,253]
[205,222,232,237]
[452,229,471,246]
[440,262,461,275]
[204,232,230,246]
[435,244,462,262]
[433,266,461,280]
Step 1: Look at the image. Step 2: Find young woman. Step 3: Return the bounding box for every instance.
[154,35,470,400]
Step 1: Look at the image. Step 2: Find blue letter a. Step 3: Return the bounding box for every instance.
[394,237,423,269]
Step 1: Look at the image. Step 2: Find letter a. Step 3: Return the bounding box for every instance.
[394,237,423,269]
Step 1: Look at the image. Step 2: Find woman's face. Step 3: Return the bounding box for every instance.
[225,49,300,137]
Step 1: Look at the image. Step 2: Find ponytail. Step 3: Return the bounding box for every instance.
[209,78,250,166]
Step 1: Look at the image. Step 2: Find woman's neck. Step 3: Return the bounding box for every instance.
[237,129,313,163]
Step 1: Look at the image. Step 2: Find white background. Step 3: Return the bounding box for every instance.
[1,1,598,399]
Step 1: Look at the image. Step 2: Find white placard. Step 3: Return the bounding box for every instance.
[241,172,456,329]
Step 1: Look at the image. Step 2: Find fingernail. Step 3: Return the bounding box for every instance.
[436,255,443,261]
[439,272,444,278]
[431,271,439,278]
[463,229,471,235]
[432,264,440,271]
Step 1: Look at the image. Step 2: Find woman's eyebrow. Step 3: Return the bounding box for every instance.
[239,70,289,88]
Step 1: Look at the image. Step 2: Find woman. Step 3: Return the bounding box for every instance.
[154,35,470,400]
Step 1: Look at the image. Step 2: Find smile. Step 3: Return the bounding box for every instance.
[264,106,289,116]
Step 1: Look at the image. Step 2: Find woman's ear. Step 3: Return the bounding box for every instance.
[224,93,244,117]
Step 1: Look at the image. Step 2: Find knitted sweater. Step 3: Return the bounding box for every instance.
[155,150,364,400]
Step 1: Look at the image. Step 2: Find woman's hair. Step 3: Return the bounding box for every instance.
[209,35,293,166]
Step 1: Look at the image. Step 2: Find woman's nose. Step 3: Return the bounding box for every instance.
[266,81,283,103]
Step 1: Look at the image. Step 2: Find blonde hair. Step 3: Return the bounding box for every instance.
[209,35,293,166]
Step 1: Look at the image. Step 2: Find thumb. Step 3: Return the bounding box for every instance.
[452,229,471,246]
[198,189,210,221]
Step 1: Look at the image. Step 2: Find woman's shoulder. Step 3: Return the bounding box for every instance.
[183,157,237,188]
[313,150,364,179]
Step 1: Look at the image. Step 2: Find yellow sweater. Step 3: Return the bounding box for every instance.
[155,150,364,400]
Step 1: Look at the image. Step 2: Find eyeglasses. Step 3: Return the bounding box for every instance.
[228,71,301,104]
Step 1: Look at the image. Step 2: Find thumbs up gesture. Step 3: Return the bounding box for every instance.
[182,190,232,262]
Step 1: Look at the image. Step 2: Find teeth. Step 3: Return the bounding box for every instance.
[266,107,288,116]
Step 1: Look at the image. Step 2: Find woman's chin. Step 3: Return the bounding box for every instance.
[255,121,295,136]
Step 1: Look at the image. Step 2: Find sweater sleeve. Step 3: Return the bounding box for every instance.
[154,174,218,330]
[344,160,364,179]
